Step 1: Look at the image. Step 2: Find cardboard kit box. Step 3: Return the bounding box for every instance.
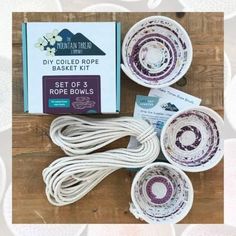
[22,22,121,114]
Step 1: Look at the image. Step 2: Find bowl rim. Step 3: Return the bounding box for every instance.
[160,106,224,172]
[122,15,193,89]
[131,162,194,224]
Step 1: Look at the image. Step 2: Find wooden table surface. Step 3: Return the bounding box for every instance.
[13,12,224,224]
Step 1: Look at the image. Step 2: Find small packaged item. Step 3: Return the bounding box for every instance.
[22,22,121,114]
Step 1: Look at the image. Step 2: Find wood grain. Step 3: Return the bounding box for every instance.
[12,12,224,223]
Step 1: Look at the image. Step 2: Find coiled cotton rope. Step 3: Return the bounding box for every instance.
[43,116,160,206]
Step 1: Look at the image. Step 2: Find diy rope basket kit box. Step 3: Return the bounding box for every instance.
[22,22,121,114]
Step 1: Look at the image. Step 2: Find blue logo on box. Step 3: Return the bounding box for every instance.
[35,29,106,57]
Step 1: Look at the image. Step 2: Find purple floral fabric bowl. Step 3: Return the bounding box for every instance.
[161,106,224,172]
[122,16,192,88]
[130,162,193,224]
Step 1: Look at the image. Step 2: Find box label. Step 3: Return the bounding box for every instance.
[48,99,70,108]
[43,75,101,114]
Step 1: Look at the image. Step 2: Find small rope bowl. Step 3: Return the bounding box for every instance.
[122,16,192,88]
[161,106,224,172]
[130,162,194,224]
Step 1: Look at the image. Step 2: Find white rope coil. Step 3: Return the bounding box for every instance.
[43,116,160,206]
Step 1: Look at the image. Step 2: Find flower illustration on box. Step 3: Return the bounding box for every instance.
[35,38,47,51]
[46,29,62,46]
[46,47,56,57]
[35,29,62,56]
